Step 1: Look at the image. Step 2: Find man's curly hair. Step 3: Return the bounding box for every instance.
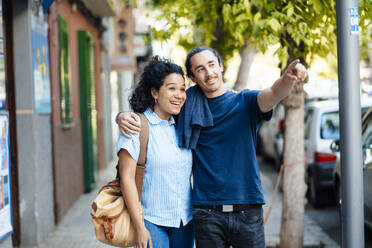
[130,56,184,113]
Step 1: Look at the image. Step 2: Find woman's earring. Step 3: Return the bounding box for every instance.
[155,99,158,104]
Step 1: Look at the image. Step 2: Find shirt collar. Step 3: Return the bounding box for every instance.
[144,108,175,125]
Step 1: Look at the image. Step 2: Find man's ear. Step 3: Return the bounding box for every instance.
[189,75,197,84]
[219,63,224,73]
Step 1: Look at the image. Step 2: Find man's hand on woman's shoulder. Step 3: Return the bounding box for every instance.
[116,112,141,138]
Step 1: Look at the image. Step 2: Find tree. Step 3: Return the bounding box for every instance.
[235,40,257,91]
[241,1,371,247]
[242,1,336,246]
[144,0,372,247]
[360,19,372,84]
[149,0,258,89]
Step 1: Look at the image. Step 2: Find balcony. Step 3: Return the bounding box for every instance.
[80,0,123,17]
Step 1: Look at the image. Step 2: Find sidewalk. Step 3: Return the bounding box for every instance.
[39,161,117,248]
[39,160,340,248]
[262,172,340,248]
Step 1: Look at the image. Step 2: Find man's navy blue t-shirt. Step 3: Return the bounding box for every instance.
[191,89,272,205]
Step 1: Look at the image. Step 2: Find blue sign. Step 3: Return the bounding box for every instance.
[31,15,51,114]
[42,0,55,13]
[348,8,359,35]
[0,112,13,242]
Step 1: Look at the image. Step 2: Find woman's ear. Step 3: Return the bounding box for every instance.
[151,88,159,101]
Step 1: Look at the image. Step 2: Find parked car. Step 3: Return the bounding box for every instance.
[257,98,334,171]
[257,103,284,171]
[304,98,372,207]
[332,107,372,228]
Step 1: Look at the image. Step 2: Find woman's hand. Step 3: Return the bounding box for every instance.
[135,225,152,248]
[118,112,142,138]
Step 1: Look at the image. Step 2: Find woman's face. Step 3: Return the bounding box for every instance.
[151,73,186,120]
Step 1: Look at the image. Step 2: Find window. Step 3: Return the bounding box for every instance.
[304,109,313,139]
[362,107,370,118]
[58,17,72,123]
[362,112,372,149]
[320,111,339,140]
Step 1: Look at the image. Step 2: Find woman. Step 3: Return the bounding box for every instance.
[117,56,194,248]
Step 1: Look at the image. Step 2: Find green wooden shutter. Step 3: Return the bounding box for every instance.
[78,30,98,192]
[58,17,71,123]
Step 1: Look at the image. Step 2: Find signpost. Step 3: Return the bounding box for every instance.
[336,1,365,247]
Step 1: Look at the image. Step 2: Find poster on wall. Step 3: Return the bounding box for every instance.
[0,54,5,110]
[0,0,5,111]
[0,0,3,37]
[31,14,51,114]
[0,113,13,241]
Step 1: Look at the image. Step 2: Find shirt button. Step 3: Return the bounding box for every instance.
[177,181,180,184]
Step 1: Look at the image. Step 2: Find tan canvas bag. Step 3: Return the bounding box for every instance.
[91,113,149,247]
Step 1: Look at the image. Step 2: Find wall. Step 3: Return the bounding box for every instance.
[13,0,54,245]
[101,17,114,164]
[48,0,104,222]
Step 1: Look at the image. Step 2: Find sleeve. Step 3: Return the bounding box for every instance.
[116,130,141,162]
[242,89,273,122]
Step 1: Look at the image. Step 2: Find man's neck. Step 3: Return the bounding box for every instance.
[204,87,227,98]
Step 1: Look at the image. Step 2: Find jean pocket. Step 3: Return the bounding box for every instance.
[192,208,213,220]
[237,208,263,225]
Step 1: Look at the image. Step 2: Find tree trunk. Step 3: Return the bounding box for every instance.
[234,41,256,91]
[369,46,372,84]
[279,77,307,248]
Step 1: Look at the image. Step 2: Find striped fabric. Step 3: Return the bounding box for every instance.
[117,108,193,228]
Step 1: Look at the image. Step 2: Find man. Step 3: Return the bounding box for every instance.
[117,46,307,247]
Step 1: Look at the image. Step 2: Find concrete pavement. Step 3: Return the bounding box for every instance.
[38,160,340,248]
[38,161,116,248]
[261,171,340,248]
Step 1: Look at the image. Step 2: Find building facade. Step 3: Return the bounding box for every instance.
[0,0,123,246]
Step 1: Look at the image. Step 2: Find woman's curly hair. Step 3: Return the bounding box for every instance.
[130,56,185,113]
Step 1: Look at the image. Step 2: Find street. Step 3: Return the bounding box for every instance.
[258,155,372,247]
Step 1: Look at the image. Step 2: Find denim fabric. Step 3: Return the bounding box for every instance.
[144,219,195,248]
[193,206,265,248]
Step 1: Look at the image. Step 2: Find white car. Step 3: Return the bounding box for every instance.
[257,103,284,171]
[305,97,372,207]
[332,107,372,228]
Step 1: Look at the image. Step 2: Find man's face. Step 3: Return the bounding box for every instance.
[189,50,225,98]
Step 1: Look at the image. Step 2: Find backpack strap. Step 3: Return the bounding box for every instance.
[134,113,149,199]
[137,113,149,166]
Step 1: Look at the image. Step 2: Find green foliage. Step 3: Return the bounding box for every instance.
[147,0,371,70]
[360,0,372,62]
[122,0,137,8]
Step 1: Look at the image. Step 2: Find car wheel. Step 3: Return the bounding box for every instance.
[256,135,263,155]
[334,178,342,209]
[309,174,323,208]
[334,179,342,219]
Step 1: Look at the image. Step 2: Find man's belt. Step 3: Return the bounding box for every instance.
[193,204,262,213]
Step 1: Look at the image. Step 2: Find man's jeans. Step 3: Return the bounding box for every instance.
[193,206,265,248]
[144,219,195,248]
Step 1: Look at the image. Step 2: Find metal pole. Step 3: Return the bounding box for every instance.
[336,0,364,247]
